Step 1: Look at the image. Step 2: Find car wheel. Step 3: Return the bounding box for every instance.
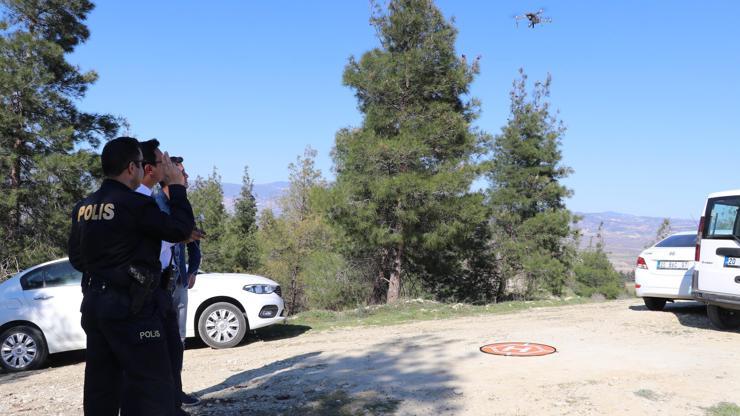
[0,325,48,372]
[707,305,740,330]
[643,297,667,311]
[197,302,247,349]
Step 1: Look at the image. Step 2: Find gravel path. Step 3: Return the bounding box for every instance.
[1,299,738,415]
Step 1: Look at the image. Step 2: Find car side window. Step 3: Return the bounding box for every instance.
[20,261,82,290]
[20,268,45,290]
[44,261,83,287]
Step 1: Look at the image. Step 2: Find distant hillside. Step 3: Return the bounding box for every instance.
[222,181,288,215]
[575,212,697,272]
[220,183,696,272]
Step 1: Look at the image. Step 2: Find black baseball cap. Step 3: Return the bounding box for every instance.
[170,156,184,164]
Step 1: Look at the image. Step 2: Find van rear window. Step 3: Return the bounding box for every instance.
[655,234,697,247]
[704,196,740,238]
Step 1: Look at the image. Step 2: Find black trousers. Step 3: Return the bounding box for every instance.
[163,294,184,410]
[81,288,178,416]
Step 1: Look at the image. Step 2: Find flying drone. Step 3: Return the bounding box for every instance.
[514,9,552,28]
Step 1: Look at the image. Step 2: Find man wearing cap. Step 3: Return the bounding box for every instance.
[153,156,202,407]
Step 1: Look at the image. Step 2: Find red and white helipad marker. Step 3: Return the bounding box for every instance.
[480,342,556,357]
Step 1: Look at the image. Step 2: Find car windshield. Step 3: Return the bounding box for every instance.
[655,234,696,248]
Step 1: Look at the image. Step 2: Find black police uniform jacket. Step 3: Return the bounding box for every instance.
[68,179,194,304]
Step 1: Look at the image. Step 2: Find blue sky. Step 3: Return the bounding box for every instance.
[71,1,740,219]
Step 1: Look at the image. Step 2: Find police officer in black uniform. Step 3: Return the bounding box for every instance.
[68,137,194,416]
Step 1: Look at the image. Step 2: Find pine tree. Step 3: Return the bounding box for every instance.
[257,148,336,313]
[653,218,672,244]
[332,0,488,303]
[188,168,228,272]
[220,166,260,272]
[0,0,119,275]
[486,70,577,298]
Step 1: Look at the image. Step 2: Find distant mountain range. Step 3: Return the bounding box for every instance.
[574,212,697,272]
[222,181,289,216]
[222,182,696,272]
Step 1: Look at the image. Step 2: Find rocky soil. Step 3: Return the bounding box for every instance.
[1,299,738,415]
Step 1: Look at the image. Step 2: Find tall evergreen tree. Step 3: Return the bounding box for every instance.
[220,166,260,272]
[486,70,577,298]
[0,0,119,275]
[189,168,227,272]
[332,0,488,303]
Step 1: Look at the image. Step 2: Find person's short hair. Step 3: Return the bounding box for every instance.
[170,156,183,164]
[139,139,161,165]
[101,137,141,177]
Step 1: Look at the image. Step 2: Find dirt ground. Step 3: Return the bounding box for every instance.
[1,299,739,415]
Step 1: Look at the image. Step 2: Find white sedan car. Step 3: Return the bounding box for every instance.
[0,258,285,372]
[635,231,697,311]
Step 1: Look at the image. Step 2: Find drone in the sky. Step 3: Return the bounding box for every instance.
[514,9,552,28]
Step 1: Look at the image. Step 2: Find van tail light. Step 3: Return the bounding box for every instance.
[636,256,648,269]
[695,216,705,262]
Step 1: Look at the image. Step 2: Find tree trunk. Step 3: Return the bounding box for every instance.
[288,266,299,315]
[369,249,388,304]
[386,243,403,303]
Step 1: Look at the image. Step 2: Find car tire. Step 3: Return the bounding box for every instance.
[643,297,667,311]
[707,305,740,330]
[197,302,248,349]
[0,325,48,372]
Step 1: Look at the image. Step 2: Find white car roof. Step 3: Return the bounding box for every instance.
[18,257,69,274]
[707,189,740,198]
[669,231,696,236]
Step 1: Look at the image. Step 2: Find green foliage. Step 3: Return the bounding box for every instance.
[705,402,740,416]
[219,166,260,272]
[188,168,228,272]
[332,0,490,303]
[257,148,367,313]
[486,70,578,298]
[574,222,624,299]
[0,0,119,278]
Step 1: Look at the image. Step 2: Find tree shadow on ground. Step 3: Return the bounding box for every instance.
[629,301,735,331]
[185,323,312,351]
[188,335,461,416]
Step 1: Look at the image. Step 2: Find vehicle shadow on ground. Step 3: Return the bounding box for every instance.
[629,301,734,331]
[185,323,312,351]
[0,348,87,376]
[188,335,461,416]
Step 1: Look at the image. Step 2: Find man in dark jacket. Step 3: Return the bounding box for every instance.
[68,137,194,416]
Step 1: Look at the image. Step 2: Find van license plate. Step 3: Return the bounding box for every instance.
[657,261,690,270]
[724,257,740,268]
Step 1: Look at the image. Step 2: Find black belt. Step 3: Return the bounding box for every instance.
[85,271,131,293]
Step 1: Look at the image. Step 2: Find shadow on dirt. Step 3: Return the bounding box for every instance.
[189,335,460,416]
[185,323,312,351]
[629,301,732,331]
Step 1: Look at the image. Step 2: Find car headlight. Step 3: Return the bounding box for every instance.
[243,284,276,294]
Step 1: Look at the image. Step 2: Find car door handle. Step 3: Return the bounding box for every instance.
[717,248,740,257]
[33,295,54,301]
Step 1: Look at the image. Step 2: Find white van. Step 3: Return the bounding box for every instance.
[692,189,740,329]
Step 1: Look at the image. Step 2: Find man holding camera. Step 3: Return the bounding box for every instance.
[136,140,200,414]
[68,137,194,415]
[152,155,203,407]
